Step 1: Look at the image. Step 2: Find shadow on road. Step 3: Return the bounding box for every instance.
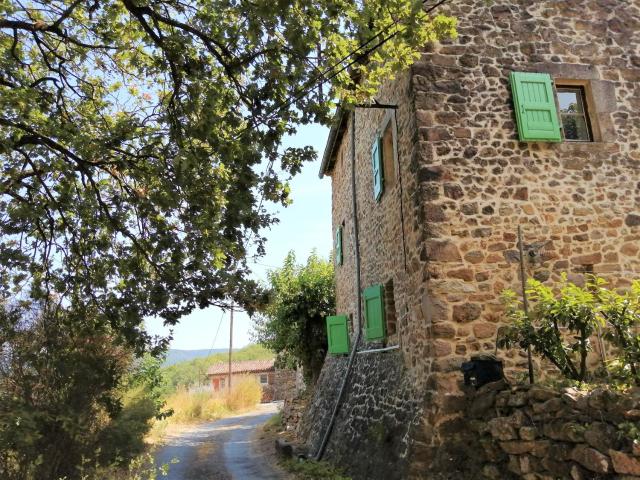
[154,403,286,480]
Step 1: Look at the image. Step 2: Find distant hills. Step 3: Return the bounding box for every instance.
[163,348,227,367]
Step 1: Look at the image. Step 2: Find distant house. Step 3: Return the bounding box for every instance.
[207,359,295,403]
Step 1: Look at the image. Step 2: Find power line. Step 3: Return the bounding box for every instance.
[205,309,226,357]
[240,0,450,260]
[240,0,450,137]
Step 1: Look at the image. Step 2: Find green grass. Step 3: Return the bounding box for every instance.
[281,458,351,480]
[263,411,284,432]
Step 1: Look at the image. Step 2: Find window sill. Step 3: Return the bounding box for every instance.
[551,141,619,154]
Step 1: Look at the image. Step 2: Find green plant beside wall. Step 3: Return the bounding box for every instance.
[499,274,640,386]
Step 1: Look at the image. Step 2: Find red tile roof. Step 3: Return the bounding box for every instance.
[207,358,275,376]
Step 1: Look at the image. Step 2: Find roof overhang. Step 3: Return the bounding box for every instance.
[318,106,349,178]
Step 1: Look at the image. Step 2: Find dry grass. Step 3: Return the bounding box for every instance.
[148,376,262,443]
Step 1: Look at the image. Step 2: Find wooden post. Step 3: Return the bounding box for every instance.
[228,304,233,390]
[518,225,535,385]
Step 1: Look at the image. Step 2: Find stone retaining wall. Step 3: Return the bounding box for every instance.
[468,381,640,479]
[300,350,424,480]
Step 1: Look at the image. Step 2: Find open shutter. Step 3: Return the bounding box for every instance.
[326,315,349,354]
[364,284,385,341]
[371,136,384,201]
[335,226,343,266]
[510,72,561,142]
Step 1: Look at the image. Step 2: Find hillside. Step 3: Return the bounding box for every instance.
[161,344,274,393]
[163,348,227,367]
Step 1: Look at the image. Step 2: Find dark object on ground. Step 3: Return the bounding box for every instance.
[461,355,504,388]
[275,438,294,458]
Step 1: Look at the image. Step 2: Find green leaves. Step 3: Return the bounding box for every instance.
[500,275,640,386]
[253,251,335,384]
[0,0,456,354]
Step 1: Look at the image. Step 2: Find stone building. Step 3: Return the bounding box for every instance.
[303,1,640,479]
[207,359,295,402]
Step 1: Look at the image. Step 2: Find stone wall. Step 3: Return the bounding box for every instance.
[301,350,424,480]
[468,381,640,479]
[409,0,640,473]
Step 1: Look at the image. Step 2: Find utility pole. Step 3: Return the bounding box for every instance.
[517,225,535,385]
[228,304,234,390]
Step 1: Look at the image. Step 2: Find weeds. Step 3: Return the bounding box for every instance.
[263,411,284,433]
[148,376,262,440]
[281,458,351,480]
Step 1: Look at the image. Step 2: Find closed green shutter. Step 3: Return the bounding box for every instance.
[510,72,561,142]
[326,315,349,354]
[364,284,385,341]
[371,136,384,201]
[335,226,343,266]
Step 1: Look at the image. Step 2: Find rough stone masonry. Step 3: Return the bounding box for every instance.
[304,1,640,479]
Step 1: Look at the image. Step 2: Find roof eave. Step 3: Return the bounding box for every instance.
[318,106,348,179]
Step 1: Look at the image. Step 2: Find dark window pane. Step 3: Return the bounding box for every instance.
[561,115,590,141]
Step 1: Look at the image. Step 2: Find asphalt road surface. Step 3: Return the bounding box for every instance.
[154,403,287,480]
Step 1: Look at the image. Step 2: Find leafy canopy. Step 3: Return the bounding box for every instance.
[0,0,456,351]
[253,251,335,383]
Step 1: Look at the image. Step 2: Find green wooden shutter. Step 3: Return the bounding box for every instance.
[371,136,384,201]
[326,315,349,354]
[510,72,561,142]
[337,228,342,266]
[364,284,385,341]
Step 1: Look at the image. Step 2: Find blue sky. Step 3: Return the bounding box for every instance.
[145,123,332,350]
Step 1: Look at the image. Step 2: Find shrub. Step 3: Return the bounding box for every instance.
[75,452,177,480]
[281,458,351,480]
[500,275,640,386]
[225,376,262,410]
[156,375,262,427]
[598,280,640,384]
[0,305,166,480]
[254,251,335,384]
[97,387,160,465]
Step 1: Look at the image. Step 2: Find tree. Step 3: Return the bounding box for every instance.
[0,303,166,480]
[0,1,457,352]
[254,251,335,384]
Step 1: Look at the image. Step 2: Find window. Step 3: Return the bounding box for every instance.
[381,119,396,190]
[384,279,397,337]
[371,112,397,202]
[557,86,592,142]
[371,136,384,201]
[335,225,343,266]
[220,378,225,389]
[510,72,597,143]
[259,374,269,385]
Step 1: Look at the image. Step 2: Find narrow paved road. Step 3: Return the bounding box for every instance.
[154,403,287,480]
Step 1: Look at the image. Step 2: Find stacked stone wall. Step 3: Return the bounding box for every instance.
[467,381,640,479]
[301,351,424,480]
